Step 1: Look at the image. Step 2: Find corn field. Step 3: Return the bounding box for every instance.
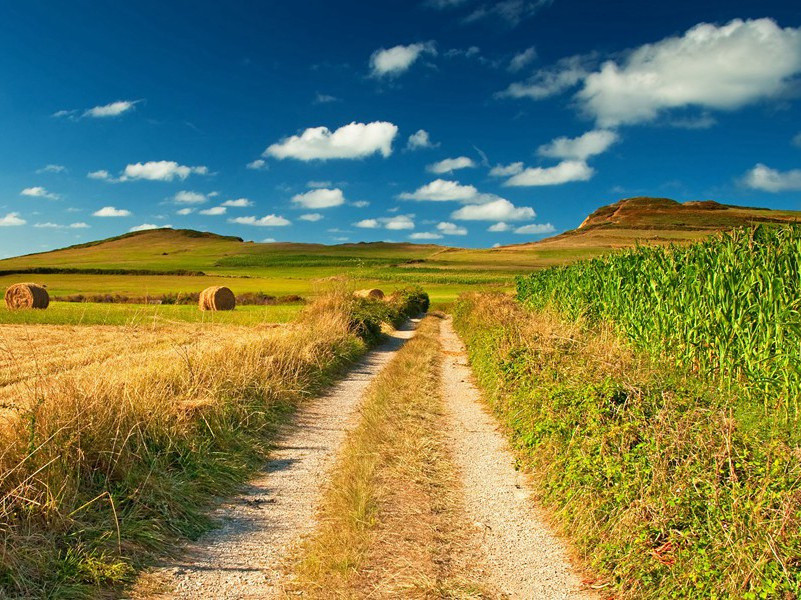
[516,224,801,416]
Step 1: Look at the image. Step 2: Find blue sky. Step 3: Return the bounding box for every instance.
[1,0,800,257]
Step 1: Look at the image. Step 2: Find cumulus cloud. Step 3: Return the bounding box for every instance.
[222,198,253,207]
[743,164,801,192]
[355,216,415,230]
[538,130,619,160]
[291,188,346,209]
[84,100,140,118]
[87,170,111,180]
[452,198,535,221]
[505,160,594,186]
[410,232,443,240]
[427,156,476,174]
[299,213,324,222]
[514,223,556,234]
[355,219,380,229]
[199,206,226,215]
[407,129,440,150]
[34,222,90,229]
[121,161,208,182]
[130,223,172,232]
[0,212,26,226]
[499,54,592,99]
[508,47,537,72]
[578,18,801,127]
[229,215,291,227]
[247,159,268,170]
[437,221,468,235]
[93,206,131,217]
[488,222,510,232]
[398,179,479,202]
[489,162,524,177]
[21,186,59,200]
[176,208,194,215]
[370,42,436,77]
[265,121,398,161]
[36,164,67,174]
[173,191,208,204]
[352,200,370,208]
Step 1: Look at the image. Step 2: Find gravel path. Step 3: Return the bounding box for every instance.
[138,321,418,599]
[440,317,597,600]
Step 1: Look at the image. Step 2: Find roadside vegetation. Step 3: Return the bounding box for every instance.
[0,287,427,598]
[455,226,801,599]
[289,315,487,598]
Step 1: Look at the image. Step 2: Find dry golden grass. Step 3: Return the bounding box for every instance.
[287,315,489,599]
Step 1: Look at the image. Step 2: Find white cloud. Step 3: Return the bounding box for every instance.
[87,170,111,180]
[399,179,479,202]
[452,198,535,221]
[176,208,195,215]
[352,200,370,208]
[34,222,90,229]
[410,232,443,240]
[514,223,556,234]
[427,0,470,8]
[489,162,524,177]
[121,161,208,182]
[299,213,324,222]
[743,164,801,192]
[291,188,346,209]
[247,159,268,170]
[83,100,139,118]
[199,206,226,215]
[221,198,253,207]
[578,18,801,127]
[427,156,476,174]
[93,206,131,217]
[488,222,510,232]
[370,42,436,77]
[130,223,172,232]
[262,238,276,243]
[229,215,291,227]
[307,180,333,188]
[314,92,339,104]
[36,164,66,174]
[505,160,594,186]
[499,54,592,99]
[407,129,440,150]
[437,221,468,235]
[265,121,398,161]
[793,132,801,147]
[0,212,26,226]
[355,218,380,229]
[464,0,553,26]
[509,47,537,72]
[21,186,59,200]
[670,114,718,129]
[173,190,208,204]
[538,130,619,160]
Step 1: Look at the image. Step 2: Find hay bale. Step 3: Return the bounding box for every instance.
[353,288,385,300]
[4,283,49,309]
[198,286,236,311]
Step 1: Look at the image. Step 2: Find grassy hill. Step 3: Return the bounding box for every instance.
[1,197,798,307]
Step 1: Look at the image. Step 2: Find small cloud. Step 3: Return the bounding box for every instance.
[670,114,718,129]
[307,180,333,188]
[452,198,535,221]
[262,237,277,243]
[427,156,476,174]
[489,162,524,177]
[370,42,436,78]
[399,179,479,202]
[0,212,26,226]
[355,215,414,230]
[36,164,67,174]
[514,223,556,234]
[488,222,510,232]
[121,161,208,182]
[229,215,291,226]
[437,221,468,235]
[130,223,172,232]
[498,53,592,100]
[314,92,339,104]
[407,129,440,150]
[291,188,346,209]
[508,47,537,72]
[743,164,801,192]
[538,130,619,161]
[83,99,140,118]
[199,206,226,215]
[21,186,59,200]
[266,121,398,161]
[176,208,195,215]
[792,132,801,147]
[505,160,594,187]
[247,159,268,170]
[34,221,90,229]
[70,222,90,229]
[299,213,324,222]
[87,170,112,180]
[355,218,380,229]
[52,109,78,118]
[93,206,131,217]
[410,232,443,240]
[351,200,370,208]
[464,0,554,27]
[221,198,253,207]
[173,190,208,204]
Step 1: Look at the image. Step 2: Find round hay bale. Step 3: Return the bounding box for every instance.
[199,286,236,311]
[4,283,49,310]
[353,288,385,300]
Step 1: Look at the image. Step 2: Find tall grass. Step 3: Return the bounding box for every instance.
[517,225,801,417]
[0,288,427,597]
